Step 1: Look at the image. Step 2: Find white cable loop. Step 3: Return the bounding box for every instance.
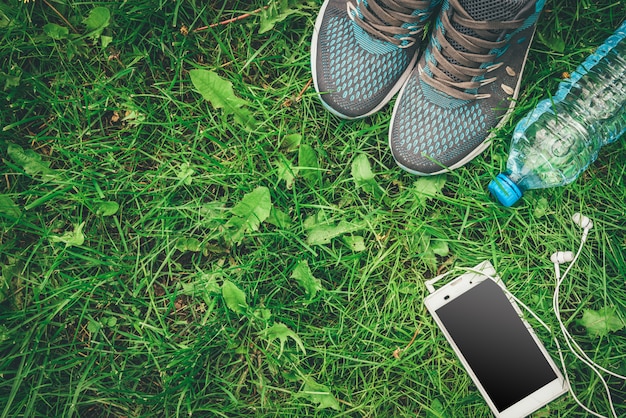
[551,221,624,418]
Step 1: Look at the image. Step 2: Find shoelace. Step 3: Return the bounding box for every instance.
[421,0,530,100]
[347,0,434,48]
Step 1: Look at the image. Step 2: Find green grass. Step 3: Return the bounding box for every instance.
[0,0,625,416]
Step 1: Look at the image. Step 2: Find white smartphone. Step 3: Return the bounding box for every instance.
[424,261,568,418]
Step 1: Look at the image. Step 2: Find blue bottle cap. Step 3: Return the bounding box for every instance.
[488,174,523,207]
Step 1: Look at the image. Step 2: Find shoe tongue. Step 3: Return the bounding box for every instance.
[440,0,532,85]
[458,0,530,22]
[451,0,531,48]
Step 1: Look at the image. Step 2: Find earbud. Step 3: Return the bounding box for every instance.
[572,213,593,230]
[572,213,593,244]
[551,251,575,264]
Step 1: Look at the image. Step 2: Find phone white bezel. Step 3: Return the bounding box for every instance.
[424,261,568,418]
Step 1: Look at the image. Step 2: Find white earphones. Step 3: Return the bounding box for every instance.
[550,251,574,264]
[572,212,593,230]
[549,213,625,418]
[572,212,593,243]
[550,212,593,273]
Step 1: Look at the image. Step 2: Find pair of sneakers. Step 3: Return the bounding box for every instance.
[311,0,543,175]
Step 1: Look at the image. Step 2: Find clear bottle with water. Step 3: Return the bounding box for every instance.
[489,20,626,207]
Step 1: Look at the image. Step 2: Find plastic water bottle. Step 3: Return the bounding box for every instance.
[488,20,626,207]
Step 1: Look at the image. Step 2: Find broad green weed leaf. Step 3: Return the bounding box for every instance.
[297,377,340,410]
[427,398,446,418]
[259,0,298,34]
[189,69,257,129]
[50,222,86,247]
[413,175,446,203]
[343,235,365,252]
[221,280,248,314]
[44,23,69,40]
[100,35,113,49]
[181,272,221,306]
[266,207,292,229]
[537,31,565,53]
[579,307,625,338]
[87,319,100,334]
[176,162,195,185]
[66,36,89,60]
[260,322,306,356]
[225,186,272,244]
[175,237,202,252]
[533,197,549,219]
[281,133,302,152]
[199,202,229,224]
[0,195,21,218]
[275,156,297,189]
[351,154,385,199]
[303,209,329,231]
[430,240,449,257]
[181,272,221,296]
[351,154,375,183]
[7,143,58,180]
[83,7,111,39]
[306,220,366,246]
[298,144,320,184]
[253,308,272,321]
[95,201,119,216]
[1,70,21,90]
[291,260,323,300]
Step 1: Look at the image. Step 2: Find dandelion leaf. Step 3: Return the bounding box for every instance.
[0,195,20,218]
[189,69,257,129]
[221,280,248,314]
[84,7,111,39]
[259,0,299,34]
[7,143,58,180]
[579,307,625,338]
[351,154,384,199]
[298,144,320,184]
[50,222,86,247]
[297,377,340,410]
[225,186,272,244]
[44,23,69,40]
[291,260,323,299]
[413,175,446,203]
[306,220,365,246]
[260,322,306,356]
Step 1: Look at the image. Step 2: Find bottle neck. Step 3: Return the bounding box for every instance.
[488,172,523,207]
[503,170,525,191]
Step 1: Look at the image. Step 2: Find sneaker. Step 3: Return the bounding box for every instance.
[389,0,543,174]
[311,0,442,119]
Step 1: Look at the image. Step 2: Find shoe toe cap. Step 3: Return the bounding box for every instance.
[390,79,494,174]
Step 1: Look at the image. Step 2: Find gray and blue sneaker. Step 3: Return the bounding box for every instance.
[389,0,543,174]
[311,0,442,119]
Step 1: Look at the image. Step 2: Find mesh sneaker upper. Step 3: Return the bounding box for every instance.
[389,0,542,174]
[461,0,527,21]
[391,75,493,173]
[312,0,441,119]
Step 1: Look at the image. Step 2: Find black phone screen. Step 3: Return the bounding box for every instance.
[435,279,558,412]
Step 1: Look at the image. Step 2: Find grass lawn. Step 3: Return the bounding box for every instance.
[0,0,625,416]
